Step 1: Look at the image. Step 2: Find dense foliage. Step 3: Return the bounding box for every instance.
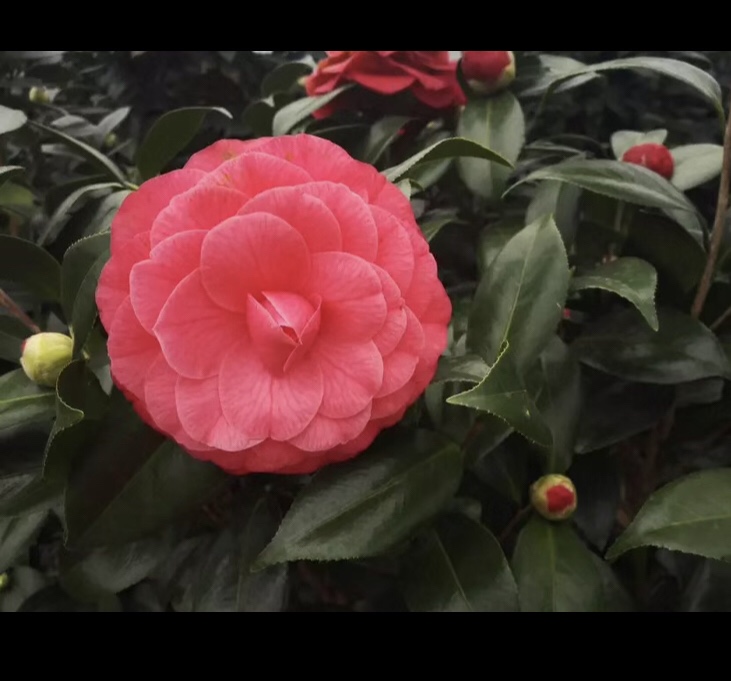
[1,50,731,612]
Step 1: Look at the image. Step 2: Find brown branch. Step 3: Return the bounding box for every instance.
[691,94,731,320]
[498,505,532,544]
[0,289,40,334]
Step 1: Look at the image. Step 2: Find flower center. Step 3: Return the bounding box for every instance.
[246,291,321,374]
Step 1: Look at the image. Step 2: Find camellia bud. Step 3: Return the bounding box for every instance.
[530,474,577,521]
[20,332,73,388]
[461,51,516,96]
[621,143,674,180]
[28,86,52,104]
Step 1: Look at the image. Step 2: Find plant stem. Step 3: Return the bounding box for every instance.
[0,289,40,334]
[498,505,532,544]
[691,94,731,320]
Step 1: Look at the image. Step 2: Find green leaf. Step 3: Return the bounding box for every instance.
[254,431,462,567]
[137,107,232,181]
[571,257,659,331]
[0,235,61,301]
[402,514,518,612]
[61,233,111,355]
[525,180,582,247]
[607,469,731,562]
[477,218,524,273]
[384,136,511,183]
[512,516,604,612]
[448,343,552,447]
[272,86,351,137]
[60,535,171,603]
[456,92,525,201]
[467,215,569,368]
[419,209,464,243]
[546,57,725,124]
[65,395,227,550]
[38,181,122,246]
[611,129,668,159]
[0,166,24,189]
[434,354,490,385]
[261,62,312,97]
[0,106,27,136]
[0,567,48,613]
[0,370,55,438]
[0,472,63,518]
[536,337,581,473]
[518,54,601,98]
[30,122,127,184]
[0,512,47,572]
[573,308,731,384]
[671,144,724,192]
[43,361,107,483]
[361,116,411,165]
[511,159,704,246]
[192,496,288,612]
[591,553,635,611]
[0,316,28,363]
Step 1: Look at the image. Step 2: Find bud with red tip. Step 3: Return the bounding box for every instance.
[461,51,516,96]
[530,474,577,521]
[621,143,675,180]
[20,333,73,388]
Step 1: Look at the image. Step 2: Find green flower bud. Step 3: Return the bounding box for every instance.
[530,474,577,521]
[0,572,9,592]
[104,132,118,149]
[20,332,73,388]
[28,86,52,104]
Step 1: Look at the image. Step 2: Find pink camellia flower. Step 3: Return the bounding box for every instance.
[96,134,452,475]
[621,143,675,180]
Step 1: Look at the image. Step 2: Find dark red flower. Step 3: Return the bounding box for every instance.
[622,143,675,180]
[461,51,516,94]
[305,51,466,118]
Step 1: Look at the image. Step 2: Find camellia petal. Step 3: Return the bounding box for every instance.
[200,213,311,313]
[155,270,246,379]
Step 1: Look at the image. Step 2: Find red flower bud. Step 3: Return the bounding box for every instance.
[461,51,516,95]
[530,474,577,521]
[621,143,674,180]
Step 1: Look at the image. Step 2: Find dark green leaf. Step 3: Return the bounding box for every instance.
[0,512,47,571]
[512,159,704,246]
[254,431,462,566]
[261,62,312,97]
[384,136,511,183]
[0,472,63,518]
[61,233,111,355]
[43,361,107,483]
[272,86,351,137]
[0,235,61,301]
[0,166,24,189]
[574,308,731,384]
[243,100,275,137]
[61,535,171,603]
[477,218,524,273]
[572,257,659,331]
[38,181,121,246]
[467,215,569,368]
[671,144,724,191]
[526,180,582,247]
[434,354,489,384]
[65,395,227,550]
[607,469,731,561]
[192,496,288,612]
[30,122,127,184]
[419,209,464,243]
[0,106,27,136]
[545,57,724,124]
[136,107,232,181]
[536,337,581,473]
[0,316,28,363]
[456,92,525,201]
[402,514,518,612]
[0,370,55,439]
[361,116,411,165]
[512,516,604,611]
[681,559,731,612]
[448,343,552,448]
[0,567,47,613]
[518,54,600,98]
[591,553,634,611]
